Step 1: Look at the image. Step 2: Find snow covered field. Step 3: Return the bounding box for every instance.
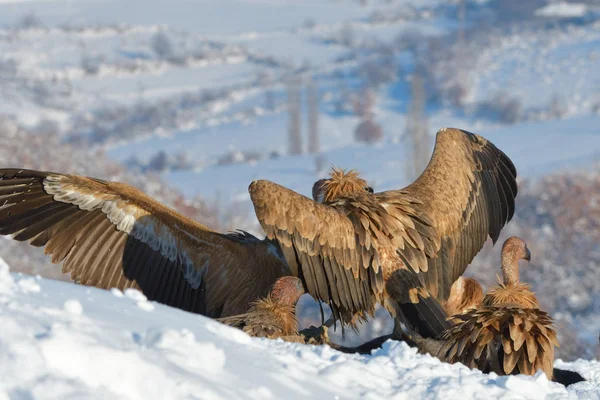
[1,258,599,400]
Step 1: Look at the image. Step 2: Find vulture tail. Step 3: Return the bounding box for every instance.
[385,269,451,339]
[395,296,450,338]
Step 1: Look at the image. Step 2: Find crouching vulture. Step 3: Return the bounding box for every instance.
[0,128,517,340]
[405,237,559,380]
[437,237,559,379]
[217,276,306,342]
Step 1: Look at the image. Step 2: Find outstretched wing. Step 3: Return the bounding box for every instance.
[396,127,517,301]
[0,169,289,317]
[250,180,403,325]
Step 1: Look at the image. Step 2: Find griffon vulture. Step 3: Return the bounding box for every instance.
[217,276,306,342]
[437,237,559,379]
[405,237,559,379]
[0,128,517,339]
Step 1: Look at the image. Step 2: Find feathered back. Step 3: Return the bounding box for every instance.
[437,305,558,379]
[483,279,540,309]
[217,276,304,339]
[243,297,300,338]
[218,296,300,339]
[322,168,370,203]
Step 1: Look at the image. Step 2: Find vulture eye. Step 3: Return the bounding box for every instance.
[365,186,374,193]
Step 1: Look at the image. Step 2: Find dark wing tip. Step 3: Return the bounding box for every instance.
[470,134,518,243]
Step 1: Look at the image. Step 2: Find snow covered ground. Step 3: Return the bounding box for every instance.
[1,257,598,400]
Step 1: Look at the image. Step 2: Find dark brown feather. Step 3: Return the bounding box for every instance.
[0,168,290,319]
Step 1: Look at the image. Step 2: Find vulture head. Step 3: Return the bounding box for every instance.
[484,236,539,309]
[269,276,305,307]
[312,167,373,204]
[500,236,531,285]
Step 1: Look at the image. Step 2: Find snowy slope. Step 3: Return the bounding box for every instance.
[0,258,598,400]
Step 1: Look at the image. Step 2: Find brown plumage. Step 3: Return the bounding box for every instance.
[443,277,484,316]
[0,169,289,318]
[251,128,517,337]
[0,128,517,339]
[436,237,559,379]
[217,276,305,341]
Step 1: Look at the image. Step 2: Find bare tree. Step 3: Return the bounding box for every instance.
[457,0,466,46]
[287,78,303,155]
[404,71,431,181]
[307,78,320,154]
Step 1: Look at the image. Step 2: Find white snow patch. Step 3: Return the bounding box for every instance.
[535,2,588,18]
[137,301,155,312]
[124,288,148,302]
[0,257,14,296]
[17,277,41,293]
[63,299,83,315]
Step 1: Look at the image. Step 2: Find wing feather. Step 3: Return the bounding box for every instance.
[400,128,517,302]
[0,169,289,318]
[250,180,384,324]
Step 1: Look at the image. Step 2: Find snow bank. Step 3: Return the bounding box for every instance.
[0,259,598,399]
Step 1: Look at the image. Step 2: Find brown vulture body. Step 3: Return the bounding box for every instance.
[415,237,559,379]
[0,128,517,339]
[443,276,484,316]
[217,276,305,342]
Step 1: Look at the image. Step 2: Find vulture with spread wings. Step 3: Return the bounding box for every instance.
[0,128,516,338]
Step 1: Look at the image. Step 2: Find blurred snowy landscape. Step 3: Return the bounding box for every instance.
[1,0,600,396]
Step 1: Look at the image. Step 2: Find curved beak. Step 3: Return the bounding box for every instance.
[524,246,531,262]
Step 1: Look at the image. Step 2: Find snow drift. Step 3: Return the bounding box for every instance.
[0,257,598,399]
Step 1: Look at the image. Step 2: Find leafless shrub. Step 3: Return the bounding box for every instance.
[81,54,103,75]
[476,91,523,124]
[358,57,398,88]
[151,31,175,60]
[547,94,568,120]
[340,23,357,47]
[17,11,44,30]
[354,118,383,144]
